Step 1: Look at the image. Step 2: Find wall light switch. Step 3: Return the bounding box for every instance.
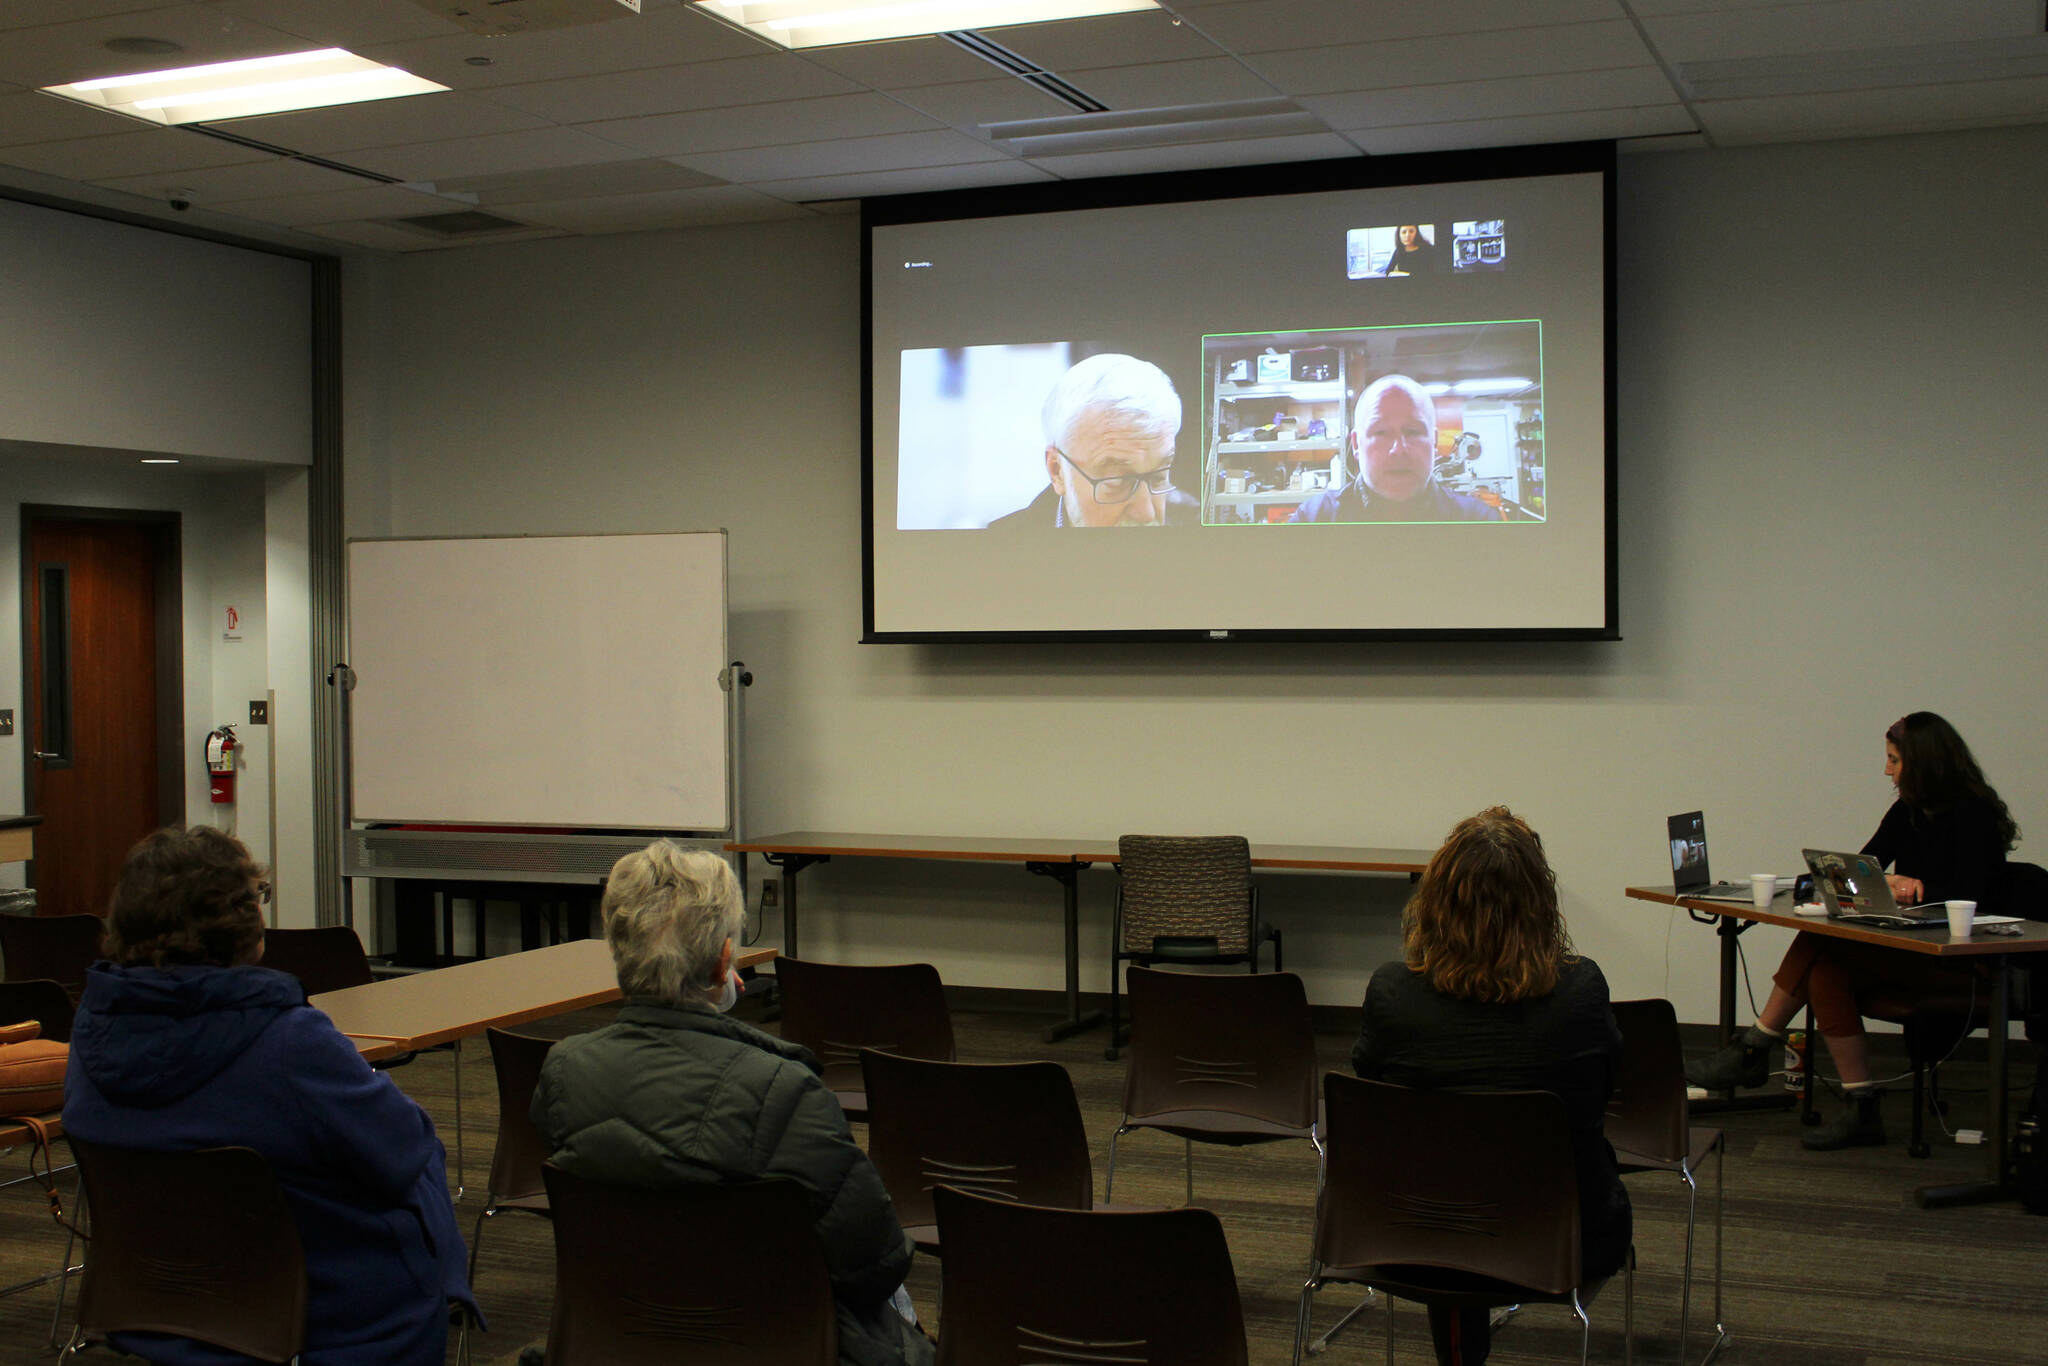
[0,709,12,736]
[249,700,268,725]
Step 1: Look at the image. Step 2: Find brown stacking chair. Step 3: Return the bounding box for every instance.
[1107,835,1278,1060]
[0,914,105,1000]
[58,1140,306,1364]
[460,1029,556,1359]
[774,958,954,1119]
[1608,998,1728,1366]
[259,926,376,996]
[540,1167,837,1366]
[932,1184,1248,1366]
[859,1050,1094,1252]
[1295,1074,1633,1366]
[0,1110,78,1349]
[1105,964,1320,1205]
[0,977,75,1043]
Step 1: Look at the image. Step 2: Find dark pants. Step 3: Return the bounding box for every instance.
[1427,1306,1490,1365]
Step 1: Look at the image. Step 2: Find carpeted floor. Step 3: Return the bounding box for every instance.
[3,994,2044,1364]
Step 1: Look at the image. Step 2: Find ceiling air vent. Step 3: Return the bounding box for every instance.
[384,209,533,237]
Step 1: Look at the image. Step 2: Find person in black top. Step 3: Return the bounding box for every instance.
[1354,806,1630,1366]
[1688,712,2019,1149]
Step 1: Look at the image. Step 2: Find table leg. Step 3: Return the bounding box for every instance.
[1028,860,1105,1043]
[1916,957,2012,1208]
[762,852,826,960]
[1693,911,1796,1116]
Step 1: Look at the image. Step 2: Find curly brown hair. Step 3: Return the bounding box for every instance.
[106,825,267,969]
[1403,806,1572,1003]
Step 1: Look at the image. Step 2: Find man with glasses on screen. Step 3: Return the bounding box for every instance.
[1289,373,1494,523]
[988,352,1195,529]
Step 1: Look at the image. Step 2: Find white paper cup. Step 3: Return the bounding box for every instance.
[1946,900,1976,938]
[1751,873,1777,909]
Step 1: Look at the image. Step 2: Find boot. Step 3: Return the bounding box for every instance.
[1686,1026,1772,1091]
[1803,1086,1886,1150]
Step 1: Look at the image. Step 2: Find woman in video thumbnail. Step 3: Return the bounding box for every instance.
[1382,224,1440,275]
[1688,712,2018,1149]
[1353,807,1629,1366]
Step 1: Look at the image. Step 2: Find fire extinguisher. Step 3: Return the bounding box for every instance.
[206,726,237,804]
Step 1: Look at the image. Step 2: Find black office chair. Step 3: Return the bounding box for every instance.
[1107,835,1278,1060]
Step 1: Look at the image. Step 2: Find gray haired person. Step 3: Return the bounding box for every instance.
[531,843,933,1366]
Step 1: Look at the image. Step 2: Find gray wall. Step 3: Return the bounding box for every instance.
[344,122,2048,1021]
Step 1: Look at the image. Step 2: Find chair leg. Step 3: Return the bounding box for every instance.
[1271,926,1283,974]
[1105,1125,1124,1203]
[1309,1292,1375,1356]
[1677,1164,1698,1366]
[1571,1290,1592,1366]
[47,1170,83,1349]
[1704,1139,1730,1366]
[1383,1295,1396,1366]
[1292,1268,1316,1366]
[1183,1137,1194,1207]
[1106,958,1123,1062]
[452,1038,467,1200]
[1624,1248,1635,1366]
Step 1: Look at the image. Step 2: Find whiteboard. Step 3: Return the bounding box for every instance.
[347,532,730,831]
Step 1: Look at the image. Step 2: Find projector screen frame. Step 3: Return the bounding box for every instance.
[861,139,1619,645]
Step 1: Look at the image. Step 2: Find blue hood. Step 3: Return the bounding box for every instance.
[72,962,307,1109]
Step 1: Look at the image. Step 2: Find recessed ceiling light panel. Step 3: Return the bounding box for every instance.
[692,0,1160,51]
[42,48,448,126]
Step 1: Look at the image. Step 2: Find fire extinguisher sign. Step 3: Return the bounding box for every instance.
[222,604,243,642]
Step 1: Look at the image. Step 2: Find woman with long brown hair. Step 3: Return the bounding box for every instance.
[1353,806,1630,1366]
[1689,711,2016,1149]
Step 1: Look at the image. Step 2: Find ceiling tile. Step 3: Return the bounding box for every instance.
[0,127,270,181]
[0,8,314,89]
[1353,104,1700,156]
[1182,0,1625,54]
[95,154,374,202]
[986,9,1229,71]
[348,124,645,181]
[1303,68,1677,132]
[501,183,812,232]
[360,6,768,89]
[799,35,997,90]
[1074,57,1282,109]
[219,0,470,46]
[1026,129,1360,179]
[0,0,172,30]
[747,159,1055,204]
[480,54,859,123]
[1696,73,2048,144]
[204,181,470,226]
[0,89,147,147]
[891,78,1078,130]
[1247,22,1654,97]
[1639,0,2045,63]
[208,91,551,155]
[580,92,940,157]
[668,127,1012,182]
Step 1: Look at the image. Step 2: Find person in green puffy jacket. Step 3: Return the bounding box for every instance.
[531,842,934,1366]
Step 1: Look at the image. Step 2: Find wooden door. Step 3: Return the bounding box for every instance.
[25,517,168,919]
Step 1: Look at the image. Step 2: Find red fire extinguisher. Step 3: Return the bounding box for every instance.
[206,726,237,804]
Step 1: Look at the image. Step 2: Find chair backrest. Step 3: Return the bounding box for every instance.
[69,1138,306,1363]
[1605,998,1690,1164]
[1316,1074,1579,1297]
[775,958,955,1095]
[933,1185,1248,1366]
[541,1167,837,1366]
[1121,965,1317,1130]
[485,1027,556,1204]
[258,926,375,997]
[861,1050,1093,1230]
[1117,835,1252,955]
[0,914,104,998]
[0,977,76,1043]
[1990,860,2048,921]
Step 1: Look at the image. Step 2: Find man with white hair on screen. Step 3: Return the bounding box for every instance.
[989,351,1196,528]
[1289,372,1495,523]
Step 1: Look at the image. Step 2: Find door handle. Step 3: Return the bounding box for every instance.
[31,750,61,761]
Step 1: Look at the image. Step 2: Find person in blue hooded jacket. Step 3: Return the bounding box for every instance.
[63,825,475,1366]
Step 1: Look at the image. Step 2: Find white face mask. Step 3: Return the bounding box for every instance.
[712,972,739,1014]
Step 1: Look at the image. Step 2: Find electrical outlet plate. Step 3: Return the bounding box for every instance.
[249,700,268,725]
[0,709,12,736]
[760,882,779,907]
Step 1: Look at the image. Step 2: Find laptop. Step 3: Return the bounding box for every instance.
[1800,849,1950,928]
[1666,812,1754,902]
